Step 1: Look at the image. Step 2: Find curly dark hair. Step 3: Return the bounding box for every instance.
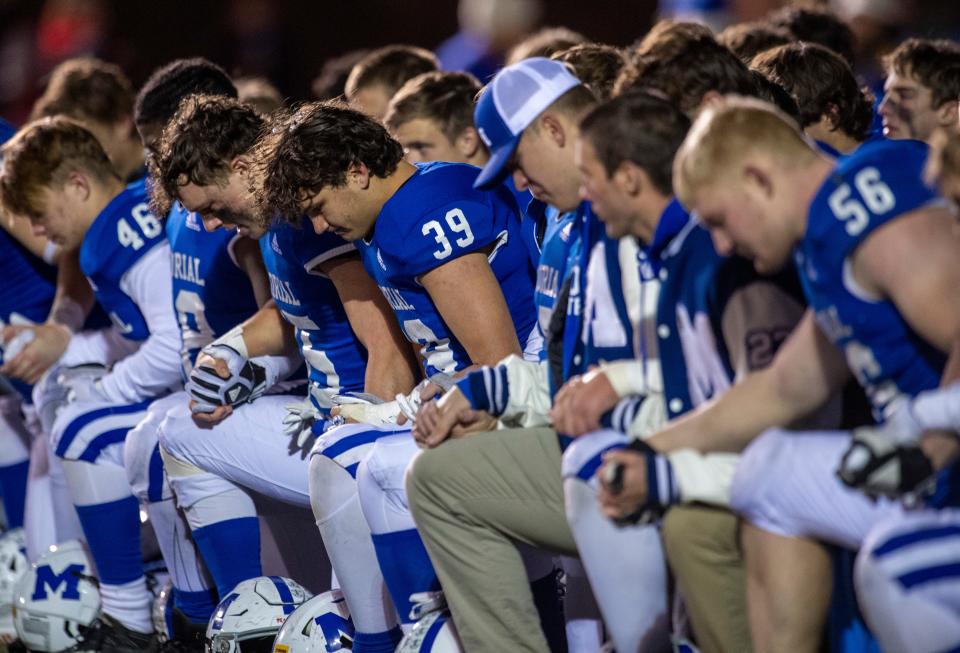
[258,101,405,224]
[135,58,237,128]
[580,90,691,196]
[767,6,855,65]
[884,38,960,110]
[31,58,134,125]
[551,43,629,101]
[752,42,873,141]
[0,117,118,220]
[148,94,264,217]
[384,71,481,142]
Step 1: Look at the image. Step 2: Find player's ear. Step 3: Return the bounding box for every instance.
[614,161,642,197]
[348,162,371,189]
[455,127,481,159]
[698,90,725,113]
[743,164,774,199]
[825,104,842,132]
[231,155,251,176]
[936,99,959,129]
[64,171,91,202]
[540,113,566,148]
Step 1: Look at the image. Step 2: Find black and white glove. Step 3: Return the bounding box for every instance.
[186,344,267,413]
[603,438,680,526]
[837,426,935,499]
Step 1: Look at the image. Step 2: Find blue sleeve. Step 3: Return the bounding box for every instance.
[381,198,503,278]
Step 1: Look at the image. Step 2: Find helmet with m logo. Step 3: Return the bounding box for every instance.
[13,540,100,651]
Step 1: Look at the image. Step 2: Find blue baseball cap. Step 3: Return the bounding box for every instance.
[473,57,581,190]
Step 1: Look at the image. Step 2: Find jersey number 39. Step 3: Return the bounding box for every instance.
[422,208,475,260]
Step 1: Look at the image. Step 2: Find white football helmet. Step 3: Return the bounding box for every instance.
[0,528,28,640]
[396,592,463,653]
[396,611,463,653]
[271,590,353,653]
[206,576,311,653]
[12,539,101,652]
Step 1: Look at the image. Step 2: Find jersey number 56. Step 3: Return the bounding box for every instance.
[828,167,896,237]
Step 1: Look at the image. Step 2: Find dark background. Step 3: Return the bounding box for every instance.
[1,0,958,123]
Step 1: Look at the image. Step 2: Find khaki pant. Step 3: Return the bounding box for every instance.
[406,427,576,653]
[662,506,753,653]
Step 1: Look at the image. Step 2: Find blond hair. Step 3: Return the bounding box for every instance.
[674,96,816,206]
[0,117,118,219]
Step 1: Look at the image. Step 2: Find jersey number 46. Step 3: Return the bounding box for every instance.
[118,203,163,250]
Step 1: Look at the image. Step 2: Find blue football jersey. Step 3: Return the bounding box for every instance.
[260,219,366,407]
[553,206,607,395]
[0,117,55,328]
[357,162,537,377]
[167,204,260,375]
[79,178,166,341]
[0,229,55,327]
[798,138,945,420]
[533,204,582,362]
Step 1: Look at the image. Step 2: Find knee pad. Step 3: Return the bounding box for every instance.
[308,453,360,525]
[357,434,419,530]
[61,457,134,506]
[561,430,629,489]
[156,403,199,466]
[729,427,791,517]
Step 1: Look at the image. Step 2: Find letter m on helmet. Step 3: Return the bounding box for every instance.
[32,563,85,601]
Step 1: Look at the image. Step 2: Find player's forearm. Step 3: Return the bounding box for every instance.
[236,301,299,359]
[649,366,803,453]
[233,235,273,308]
[48,249,93,331]
[364,348,419,401]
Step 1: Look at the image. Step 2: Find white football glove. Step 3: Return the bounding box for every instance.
[187,344,267,414]
[283,399,323,449]
[333,393,403,426]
